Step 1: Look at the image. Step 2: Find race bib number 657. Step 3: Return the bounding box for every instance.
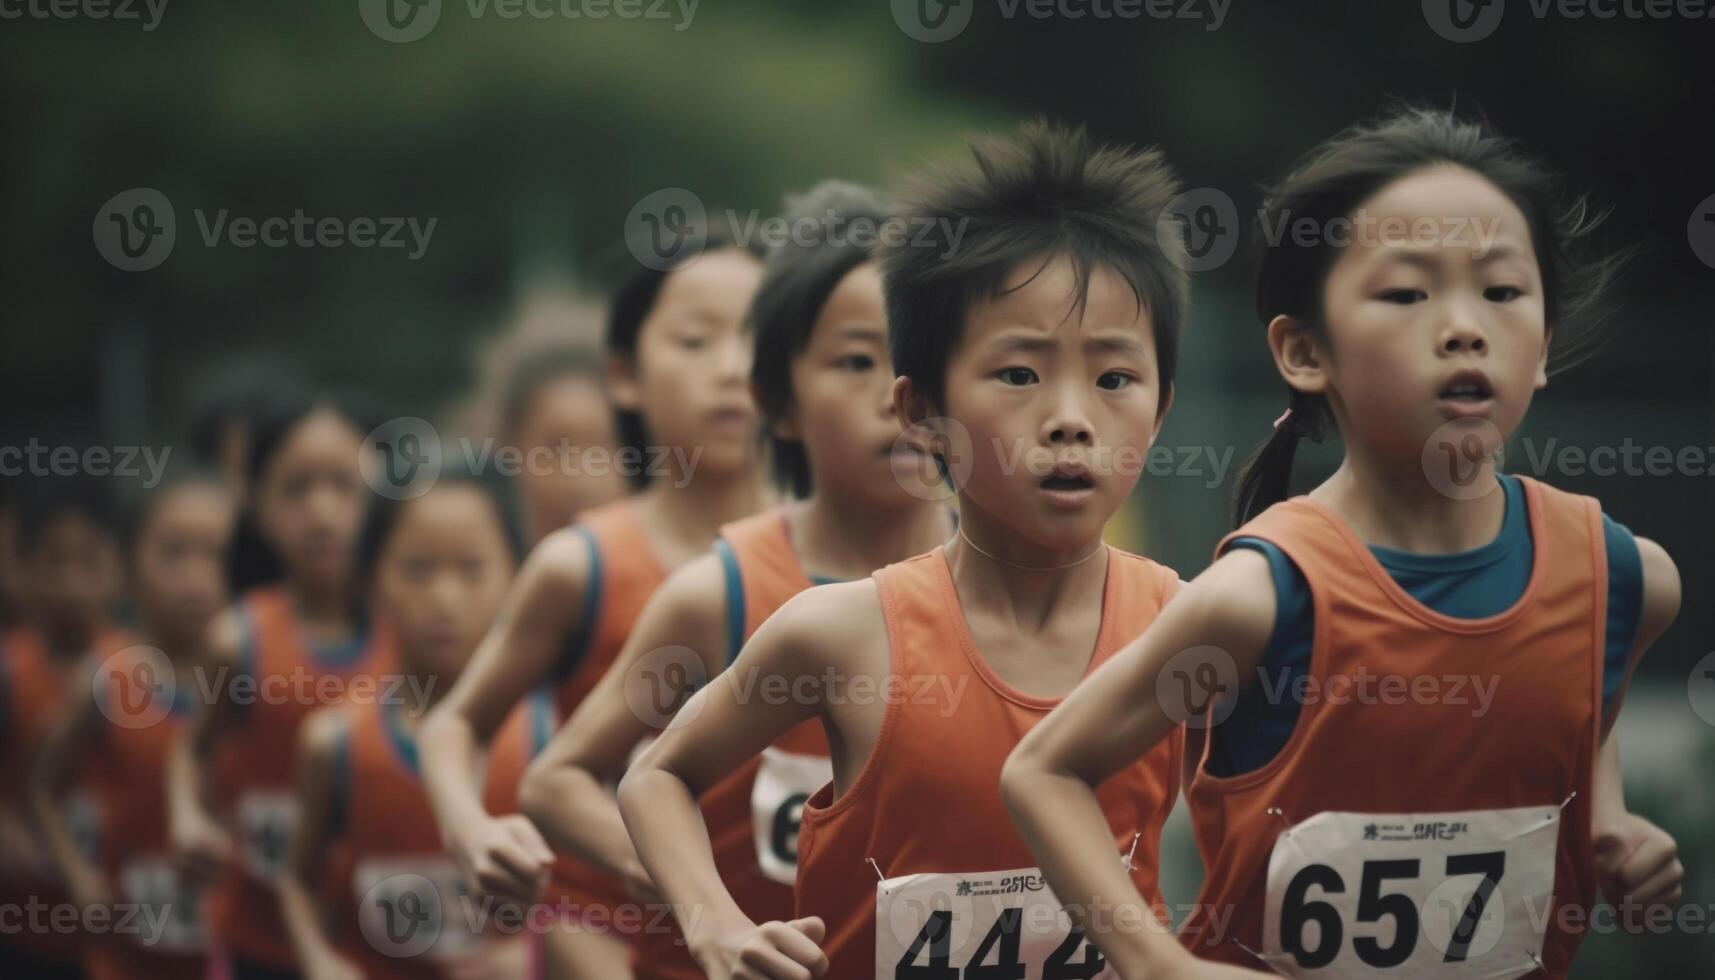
[1260,805,1560,979]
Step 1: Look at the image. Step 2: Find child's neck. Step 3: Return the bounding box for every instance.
[790,490,953,582]
[941,504,1109,635]
[1316,449,1507,555]
[634,462,772,566]
[285,574,352,625]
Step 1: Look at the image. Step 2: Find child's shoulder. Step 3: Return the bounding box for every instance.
[747,577,887,673]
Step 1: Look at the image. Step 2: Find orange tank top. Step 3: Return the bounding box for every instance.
[794,546,1183,980]
[1183,476,1602,979]
[80,646,206,980]
[547,498,669,917]
[634,508,833,980]
[206,586,397,970]
[0,624,130,966]
[327,690,549,979]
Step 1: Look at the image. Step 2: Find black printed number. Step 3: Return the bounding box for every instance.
[894,908,1106,979]
[1279,851,1507,970]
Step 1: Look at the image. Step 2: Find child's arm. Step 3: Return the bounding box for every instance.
[617,583,858,980]
[1591,537,1682,924]
[418,528,582,904]
[166,608,242,885]
[518,553,727,902]
[1002,550,1279,980]
[277,708,364,980]
[27,653,110,910]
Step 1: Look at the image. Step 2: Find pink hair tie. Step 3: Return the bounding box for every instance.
[1273,408,1294,430]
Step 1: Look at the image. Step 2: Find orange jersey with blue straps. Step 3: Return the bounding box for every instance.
[635,508,835,980]
[794,545,1183,980]
[548,498,669,925]
[205,586,397,971]
[1182,476,1603,979]
[324,690,551,979]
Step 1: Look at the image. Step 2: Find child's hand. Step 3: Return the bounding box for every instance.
[447,813,553,906]
[1593,811,1684,929]
[168,801,234,887]
[696,916,828,980]
[304,950,366,980]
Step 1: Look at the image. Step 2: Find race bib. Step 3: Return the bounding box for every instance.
[750,747,831,885]
[119,855,204,953]
[876,866,1116,979]
[1260,805,1560,978]
[234,790,298,881]
[353,856,483,960]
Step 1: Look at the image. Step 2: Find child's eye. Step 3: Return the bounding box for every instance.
[677,334,709,350]
[834,354,875,372]
[1484,285,1522,302]
[997,367,1038,386]
[1096,372,1133,391]
[1379,288,1427,305]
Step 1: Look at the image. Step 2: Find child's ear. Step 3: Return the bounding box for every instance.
[606,351,641,412]
[1534,325,1551,391]
[891,375,931,430]
[1150,382,1175,444]
[760,381,803,442]
[1268,314,1328,395]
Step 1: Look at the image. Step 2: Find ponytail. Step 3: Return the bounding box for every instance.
[1232,390,1329,527]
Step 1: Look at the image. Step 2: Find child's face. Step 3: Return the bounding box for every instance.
[616,248,766,479]
[783,262,939,505]
[373,484,514,679]
[133,482,234,649]
[514,375,623,535]
[936,255,1167,550]
[255,408,366,587]
[22,513,121,650]
[1316,165,1548,464]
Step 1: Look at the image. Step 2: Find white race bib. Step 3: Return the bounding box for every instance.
[234,790,298,881]
[119,856,204,953]
[876,866,1116,979]
[750,747,831,885]
[1260,805,1560,979]
[353,856,481,960]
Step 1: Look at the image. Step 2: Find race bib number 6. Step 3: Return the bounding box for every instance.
[751,747,832,885]
[1261,805,1560,979]
[876,866,1115,979]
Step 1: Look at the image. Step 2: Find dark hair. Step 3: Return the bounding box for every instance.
[13,471,121,554]
[353,458,527,588]
[184,355,311,468]
[225,385,386,595]
[882,119,1190,418]
[498,346,607,443]
[749,181,894,497]
[120,466,231,557]
[603,224,766,491]
[1233,106,1630,526]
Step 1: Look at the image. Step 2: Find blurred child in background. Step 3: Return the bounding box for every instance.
[497,347,627,543]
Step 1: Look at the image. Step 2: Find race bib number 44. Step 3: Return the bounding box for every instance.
[1261,805,1560,979]
[751,747,831,885]
[120,856,204,953]
[876,867,1115,979]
